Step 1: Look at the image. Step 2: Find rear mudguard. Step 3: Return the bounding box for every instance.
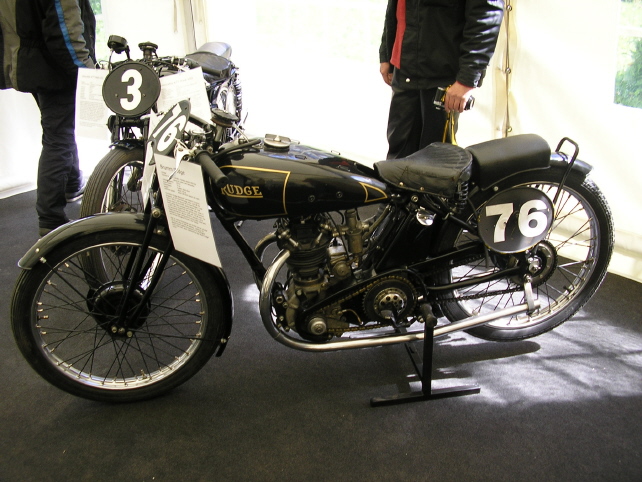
[466,134,593,192]
[478,152,593,194]
[421,151,595,259]
[18,213,234,354]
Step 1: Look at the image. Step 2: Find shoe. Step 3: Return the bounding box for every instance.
[39,227,53,237]
[66,178,87,203]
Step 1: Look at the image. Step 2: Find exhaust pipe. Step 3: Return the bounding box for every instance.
[259,250,537,353]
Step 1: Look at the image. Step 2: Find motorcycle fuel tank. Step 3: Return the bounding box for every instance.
[215,137,390,218]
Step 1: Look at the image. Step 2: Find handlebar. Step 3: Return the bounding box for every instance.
[108,55,200,75]
[195,151,229,188]
[194,138,262,188]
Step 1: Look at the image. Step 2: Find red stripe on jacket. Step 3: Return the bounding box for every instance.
[390,0,406,69]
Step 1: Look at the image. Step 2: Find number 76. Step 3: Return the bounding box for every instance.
[485,200,549,243]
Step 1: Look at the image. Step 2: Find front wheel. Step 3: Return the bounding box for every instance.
[80,147,145,217]
[436,168,614,341]
[11,229,228,402]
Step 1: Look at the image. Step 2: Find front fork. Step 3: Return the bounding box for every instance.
[116,205,174,329]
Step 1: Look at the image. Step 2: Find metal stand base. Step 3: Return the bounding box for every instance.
[371,320,480,407]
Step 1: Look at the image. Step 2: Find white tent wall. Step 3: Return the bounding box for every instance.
[201,0,642,283]
[0,0,197,200]
[1,0,640,283]
[0,88,107,200]
[496,0,642,282]
[201,0,392,166]
[0,90,40,197]
[102,0,197,57]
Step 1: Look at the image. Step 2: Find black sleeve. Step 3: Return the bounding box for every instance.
[379,0,398,63]
[41,0,94,78]
[457,0,504,87]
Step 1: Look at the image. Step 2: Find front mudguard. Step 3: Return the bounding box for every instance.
[18,213,235,354]
[19,213,147,269]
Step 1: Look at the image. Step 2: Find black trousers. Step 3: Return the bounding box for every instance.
[386,86,458,159]
[33,88,82,230]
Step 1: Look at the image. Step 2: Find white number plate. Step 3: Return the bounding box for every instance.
[478,187,554,253]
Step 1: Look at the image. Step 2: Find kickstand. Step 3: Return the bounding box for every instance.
[370,305,480,407]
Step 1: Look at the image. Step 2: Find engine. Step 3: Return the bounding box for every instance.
[271,209,418,341]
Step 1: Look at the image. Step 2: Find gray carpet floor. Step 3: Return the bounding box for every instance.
[1,190,641,481]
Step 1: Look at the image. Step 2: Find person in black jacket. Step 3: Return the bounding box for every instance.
[380,0,504,159]
[0,0,96,236]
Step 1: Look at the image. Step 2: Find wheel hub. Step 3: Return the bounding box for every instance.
[89,283,150,338]
[527,241,557,287]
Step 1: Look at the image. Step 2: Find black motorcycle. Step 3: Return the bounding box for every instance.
[79,35,243,218]
[11,98,613,404]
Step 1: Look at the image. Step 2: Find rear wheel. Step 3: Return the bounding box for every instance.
[11,229,228,402]
[436,169,613,341]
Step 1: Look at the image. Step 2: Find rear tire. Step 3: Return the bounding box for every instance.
[11,229,227,402]
[436,169,613,341]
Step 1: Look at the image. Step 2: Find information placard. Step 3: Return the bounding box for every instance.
[155,154,220,266]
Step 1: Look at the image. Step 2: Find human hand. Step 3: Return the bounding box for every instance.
[445,81,475,113]
[380,62,393,86]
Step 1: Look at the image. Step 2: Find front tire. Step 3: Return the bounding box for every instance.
[436,169,613,341]
[11,229,228,402]
[80,147,145,217]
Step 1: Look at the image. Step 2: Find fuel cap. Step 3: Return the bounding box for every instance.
[264,134,291,150]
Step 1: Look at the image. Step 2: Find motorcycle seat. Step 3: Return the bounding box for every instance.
[375,142,472,198]
[194,41,232,59]
[185,51,232,80]
[466,134,551,190]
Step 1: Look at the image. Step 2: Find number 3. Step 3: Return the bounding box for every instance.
[120,69,143,111]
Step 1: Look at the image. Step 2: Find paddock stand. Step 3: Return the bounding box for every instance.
[370,305,480,407]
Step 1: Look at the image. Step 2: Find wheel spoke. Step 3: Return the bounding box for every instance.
[441,177,609,337]
[23,236,216,392]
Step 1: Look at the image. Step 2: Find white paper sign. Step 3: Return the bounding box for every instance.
[75,68,111,140]
[158,67,211,123]
[155,154,221,267]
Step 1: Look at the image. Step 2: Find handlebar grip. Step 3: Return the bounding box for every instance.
[196,151,229,188]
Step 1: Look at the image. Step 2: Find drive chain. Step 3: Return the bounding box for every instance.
[323,253,527,335]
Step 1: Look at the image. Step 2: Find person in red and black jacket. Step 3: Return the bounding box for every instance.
[0,0,96,236]
[380,0,504,159]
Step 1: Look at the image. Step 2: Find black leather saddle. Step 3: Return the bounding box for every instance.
[375,143,472,198]
[375,134,552,197]
[466,134,551,190]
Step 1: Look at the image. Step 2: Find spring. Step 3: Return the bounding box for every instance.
[453,181,469,213]
[232,72,243,116]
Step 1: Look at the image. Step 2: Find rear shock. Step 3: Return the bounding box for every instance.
[452,181,469,213]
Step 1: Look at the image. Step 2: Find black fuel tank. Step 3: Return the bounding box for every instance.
[214,140,390,218]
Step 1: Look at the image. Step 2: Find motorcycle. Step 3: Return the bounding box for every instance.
[79,35,243,219]
[10,96,613,404]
